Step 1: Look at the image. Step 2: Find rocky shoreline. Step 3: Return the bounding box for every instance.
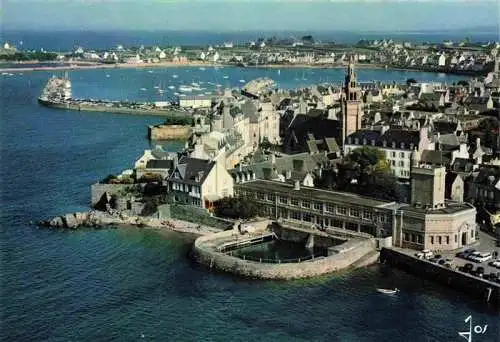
[38,209,224,236]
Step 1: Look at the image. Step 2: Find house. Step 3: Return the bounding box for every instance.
[282,115,341,155]
[168,153,234,209]
[438,54,447,67]
[178,95,212,109]
[231,151,331,188]
[445,172,464,202]
[465,96,494,113]
[466,165,500,210]
[344,125,432,180]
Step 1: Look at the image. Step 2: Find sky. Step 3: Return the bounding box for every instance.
[2,0,499,32]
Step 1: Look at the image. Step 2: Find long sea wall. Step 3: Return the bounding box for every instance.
[380,247,500,307]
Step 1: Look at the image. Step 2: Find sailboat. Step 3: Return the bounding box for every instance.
[277,69,281,75]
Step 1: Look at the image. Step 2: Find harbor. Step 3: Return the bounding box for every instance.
[38,73,194,118]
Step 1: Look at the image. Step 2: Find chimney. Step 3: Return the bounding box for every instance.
[476,137,481,148]
[294,180,300,190]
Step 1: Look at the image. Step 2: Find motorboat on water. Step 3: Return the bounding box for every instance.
[376,288,399,295]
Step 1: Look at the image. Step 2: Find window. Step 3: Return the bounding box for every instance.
[400,152,405,158]
[404,233,409,241]
[257,192,265,200]
[279,196,288,204]
[400,143,405,149]
[291,199,299,206]
[301,200,310,208]
[438,236,442,244]
[325,204,335,212]
[350,208,360,217]
[391,152,396,158]
[446,236,450,244]
[411,234,416,243]
[267,194,275,202]
[417,235,423,244]
[303,213,312,222]
[336,206,347,215]
[430,236,434,244]
[313,202,322,211]
[290,211,301,220]
[399,161,404,167]
[362,210,372,220]
[454,234,457,243]
[391,160,395,166]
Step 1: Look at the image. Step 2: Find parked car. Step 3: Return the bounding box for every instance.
[422,249,433,259]
[462,263,474,273]
[474,267,485,277]
[456,249,474,259]
[438,259,446,265]
[468,252,482,263]
[488,259,500,269]
[477,253,492,263]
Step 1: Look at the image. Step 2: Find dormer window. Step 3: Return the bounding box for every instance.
[363,138,367,145]
[371,139,375,146]
[348,137,352,144]
[400,142,405,149]
[410,143,414,150]
[392,141,396,148]
[355,138,359,145]
[383,140,387,147]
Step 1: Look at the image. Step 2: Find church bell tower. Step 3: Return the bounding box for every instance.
[341,58,364,150]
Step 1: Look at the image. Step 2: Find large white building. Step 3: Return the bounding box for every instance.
[344,125,433,180]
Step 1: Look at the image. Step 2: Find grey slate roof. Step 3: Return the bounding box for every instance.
[170,157,215,185]
[420,150,452,166]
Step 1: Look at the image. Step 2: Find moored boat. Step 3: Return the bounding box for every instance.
[376,288,399,294]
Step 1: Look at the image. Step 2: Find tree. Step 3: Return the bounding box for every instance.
[259,137,272,150]
[336,147,403,202]
[213,197,257,219]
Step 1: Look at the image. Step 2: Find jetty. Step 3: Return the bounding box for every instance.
[38,74,193,118]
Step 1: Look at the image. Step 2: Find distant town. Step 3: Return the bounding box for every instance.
[1,35,499,75]
[35,35,500,304]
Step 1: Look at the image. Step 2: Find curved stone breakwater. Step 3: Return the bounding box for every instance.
[192,224,379,280]
[38,209,221,236]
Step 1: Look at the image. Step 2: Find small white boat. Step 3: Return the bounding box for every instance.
[106,74,110,78]
[147,70,153,73]
[239,79,245,83]
[153,86,160,89]
[191,82,200,87]
[223,75,229,79]
[174,92,180,96]
[172,74,178,78]
[140,88,147,91]
[376,288,399,295]
[168,86,175,89]
[199,67,206,71]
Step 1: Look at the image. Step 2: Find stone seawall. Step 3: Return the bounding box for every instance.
[380,248,500,307]
[193,231,376,280]
[148,124,192,140]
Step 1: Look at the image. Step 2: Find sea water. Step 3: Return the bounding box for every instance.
[1,67,498,341]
